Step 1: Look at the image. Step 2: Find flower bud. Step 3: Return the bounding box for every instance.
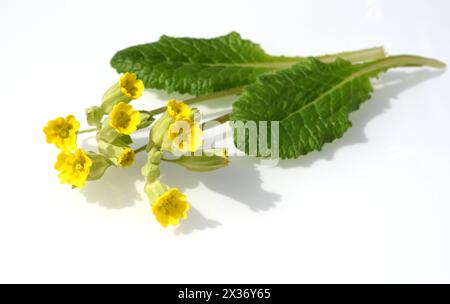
[141,146,163,182]
[166,148,229,172]
[85,106,104,128]
[97,136,135,168]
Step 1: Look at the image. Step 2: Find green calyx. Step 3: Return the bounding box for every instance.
[97,118,121,144]
[144,179,169,205]
[86,152,113,181]
[101,83,131,114]
[142,146,163,183]
[86,106,104,128]
[149,112,174,148]
[142,146,166,204]
[164,148,229,172]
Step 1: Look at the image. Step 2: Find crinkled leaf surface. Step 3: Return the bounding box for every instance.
[230,56,444,159]
[111,32,298,95]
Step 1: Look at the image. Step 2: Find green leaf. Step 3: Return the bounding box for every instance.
[111,32,388,96]
[111,32,290,95]
[230,55,445,159]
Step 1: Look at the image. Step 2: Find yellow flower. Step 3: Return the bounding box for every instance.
[54,149,92,188]
[117,147,135,168]
[119,72,144,100]
[101,73,144,114]
[152,188,190,227]
[168,120,203,152]
[109,102,141,135]
[43,115,80,151]
[167,99,191,120]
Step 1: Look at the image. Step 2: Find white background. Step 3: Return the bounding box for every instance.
[1,0,449,283]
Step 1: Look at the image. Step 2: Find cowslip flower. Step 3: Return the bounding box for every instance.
[54,149,92,188]
[167,99,191,120]
[43,115,80,151]
[101,72,144,114]
[149,100,193,148]
[119,72,144,100]
[167,120,203,152]
[117,147,135,168]
[152,188,190,227]
[109,102,141,135]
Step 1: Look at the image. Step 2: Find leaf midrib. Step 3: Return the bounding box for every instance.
[279,55,446,124]
[121,47,388,69]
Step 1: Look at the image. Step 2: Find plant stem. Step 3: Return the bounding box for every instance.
[78,128,98,134]
[202,113,230,130]
[185,87,245,105]
[355,55,446,77]
[134,145,147,154]
[219,46,387,69]
[316,47,387,65]
[147,87,244,116]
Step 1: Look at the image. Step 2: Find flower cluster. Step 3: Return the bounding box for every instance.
[44,73,229,228]
[44,73,145,190]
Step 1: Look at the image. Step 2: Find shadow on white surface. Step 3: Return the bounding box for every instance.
[163,156,281,234]
[79,133,225,234]
[174,206,221,235]
[161,156,281,212]
[79,140,224,235]
[80,153,146,209]
[278,69,445,168]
